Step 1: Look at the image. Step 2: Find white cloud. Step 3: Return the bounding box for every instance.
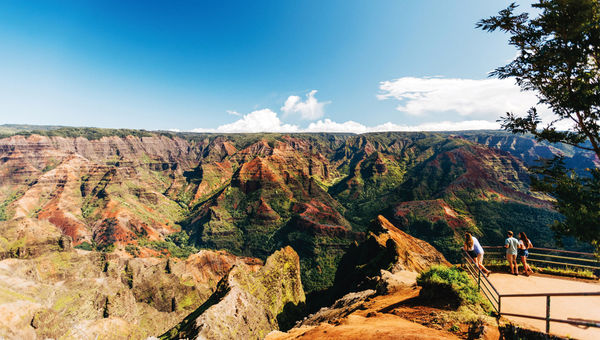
[188,83,506,134]
[305,119,500,133]
[377,77,539,118]
[281,90,329,120]
[305,119,370,133]
[226,110,241,116]
[191,109,299,133]
[191,110,499,134]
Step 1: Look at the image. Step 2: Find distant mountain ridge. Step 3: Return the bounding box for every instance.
[3,124,596,170]
[455,130,599,174]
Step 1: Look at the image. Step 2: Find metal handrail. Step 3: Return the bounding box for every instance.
[527,258,600,270]
[463,259,499,307]
[533,247,598,257]
[483,252,600,270]
[462,251,501,313]
[499,292,600,333]
[463,251,501,296]
[483,250,599,263]
[482,245,597,257]
[527,253,599,263]
[481,246,600,271]
[500,312,600,329]
[461,250,600,334]
[500,291,600,298]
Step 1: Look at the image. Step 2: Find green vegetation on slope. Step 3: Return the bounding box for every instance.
[467,200,592,253]
[0,191,24,221]
[402,217,462,263]
[417,266,490,310]
[137,231,199,258]
[9,127,163,140]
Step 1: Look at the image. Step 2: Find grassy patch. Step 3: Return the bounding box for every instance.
[483,259,597,279]
[0,286,35,303]
[0,190,24,221]
[74,241,94,251]
[41,158,60,172]
[125,244,141,257]
[52,293,77,311]
[138,231,199,258]
[417,265,490,310]
[533,265,596,279]
[0,236,26,255]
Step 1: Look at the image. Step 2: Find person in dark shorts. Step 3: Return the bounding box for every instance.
[518,232,534,276]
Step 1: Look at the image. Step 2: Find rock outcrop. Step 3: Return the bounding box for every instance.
[163,246,305,340]
[332,215,450,296]
[266,220,495,340]
[0,217,71,259]
[370,215,450,272]
[293,289,377,328]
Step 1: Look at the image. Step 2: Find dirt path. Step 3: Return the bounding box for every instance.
[489,273,600,340]
[267,286,464,340]
[268,313,460,340]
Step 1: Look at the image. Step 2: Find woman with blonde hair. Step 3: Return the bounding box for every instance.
[464,232,491,276]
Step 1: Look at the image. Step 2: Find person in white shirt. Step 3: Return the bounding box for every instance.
[504,231,519,275]
[463,232,491,276]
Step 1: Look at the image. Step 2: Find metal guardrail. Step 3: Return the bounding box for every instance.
[481,245,600,272]
[462,252,501,313]
[461,251,600,334]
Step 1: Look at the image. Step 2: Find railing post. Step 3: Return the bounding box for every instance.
[498,295,501,315]
[478,267,481,291]
[546,296,551,334]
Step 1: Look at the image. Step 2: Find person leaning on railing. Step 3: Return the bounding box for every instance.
[464,232,491,277]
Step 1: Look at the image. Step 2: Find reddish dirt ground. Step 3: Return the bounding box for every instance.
[267,287,481,340]
[269,313,460,340]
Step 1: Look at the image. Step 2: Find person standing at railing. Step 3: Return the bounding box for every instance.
[464,232,491,276]
[518,232,534,276]
[505,231,520,275]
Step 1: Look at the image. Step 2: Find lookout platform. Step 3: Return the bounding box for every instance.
[488,272,600,339]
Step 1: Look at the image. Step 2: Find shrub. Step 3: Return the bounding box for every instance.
[74,241,93,251]
[97,243,115,253]
[137,231,199,259]
[125,244,141,257]
[416,265,483,307]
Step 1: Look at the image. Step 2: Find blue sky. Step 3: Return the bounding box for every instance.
[0,1,541,132]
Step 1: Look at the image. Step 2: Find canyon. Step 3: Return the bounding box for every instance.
[0,126,596,339]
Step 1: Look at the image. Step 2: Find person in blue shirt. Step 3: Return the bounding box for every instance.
[464,232,491,276]
[505,231,520,275]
